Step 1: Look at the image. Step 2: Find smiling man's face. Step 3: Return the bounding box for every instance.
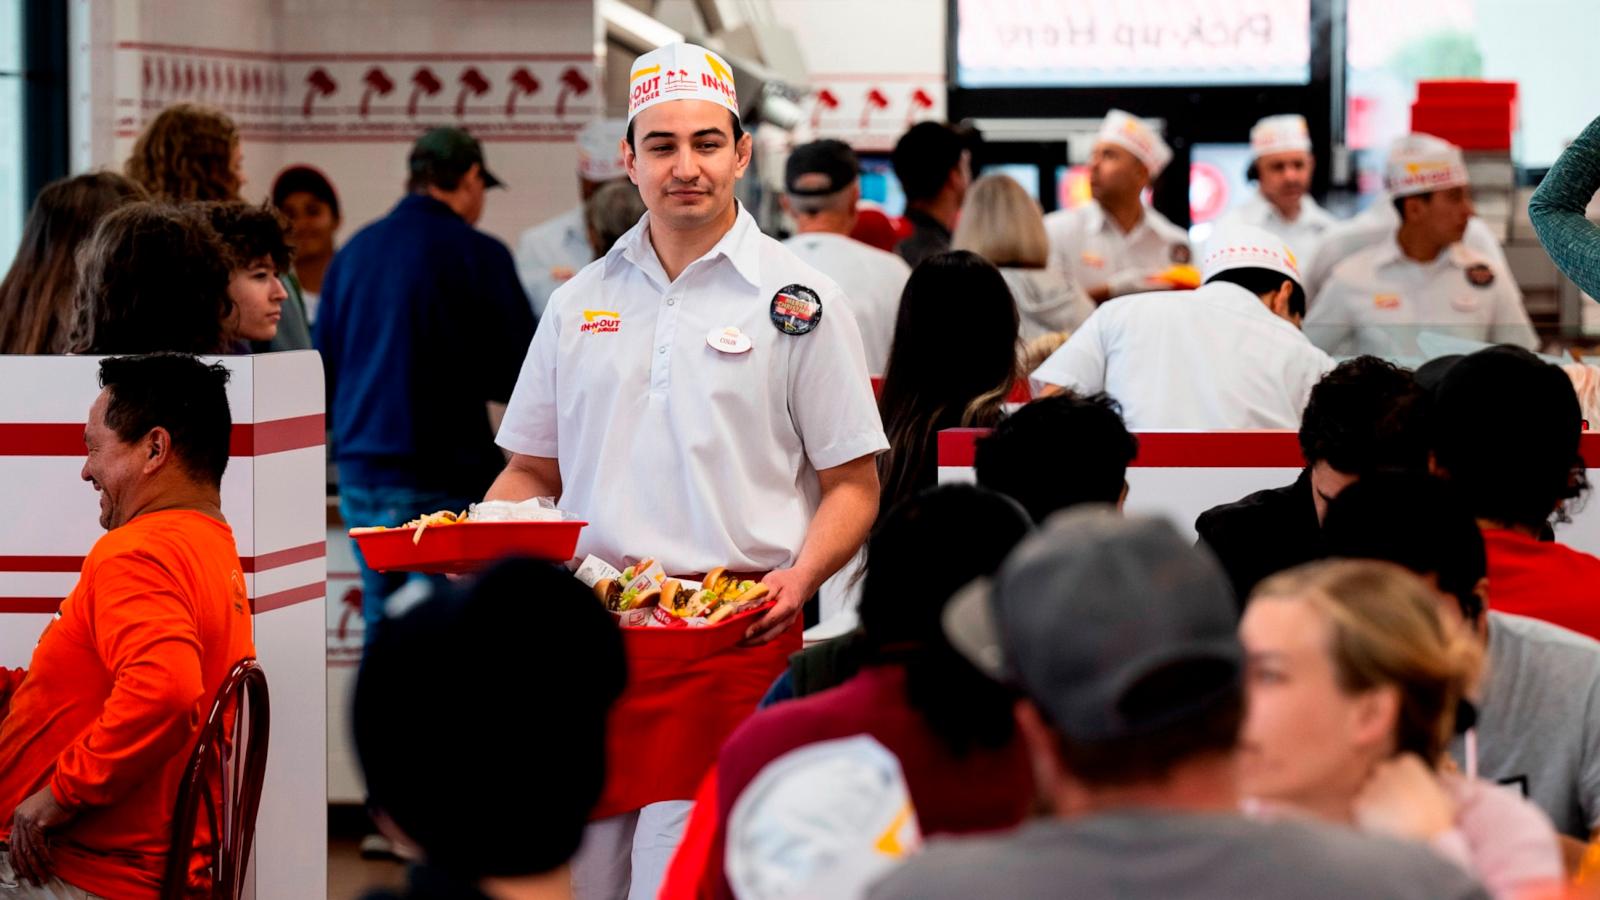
[624,100,751,233]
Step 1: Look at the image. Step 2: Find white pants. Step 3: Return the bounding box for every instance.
[0,852,101,900]
[571,800,693,900]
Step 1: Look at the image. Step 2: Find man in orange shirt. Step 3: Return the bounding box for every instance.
[0,353,255,899]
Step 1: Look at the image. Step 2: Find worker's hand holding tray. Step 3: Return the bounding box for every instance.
[349,498,587,573]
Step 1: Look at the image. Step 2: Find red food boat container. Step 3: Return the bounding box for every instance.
[349,520,587,573]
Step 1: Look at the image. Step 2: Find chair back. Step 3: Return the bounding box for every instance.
[160,658,271,900]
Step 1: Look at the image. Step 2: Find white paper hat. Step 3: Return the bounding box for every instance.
[627,42,740,123]
[1201,223,1304,291]
[1386,133,1469,198]
[576,118,627,182]
[1095,109,1172,177]
[1250,114,1312,159]
[726,736,922,900]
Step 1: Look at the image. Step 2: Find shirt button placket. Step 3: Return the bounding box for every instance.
[651,287,681,396]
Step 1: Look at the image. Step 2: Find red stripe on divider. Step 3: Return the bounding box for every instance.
[941,430,1600,468]
[251,582,325,614]
[0,598,66,614]
[0,415,323,457]
[0,556,83,573]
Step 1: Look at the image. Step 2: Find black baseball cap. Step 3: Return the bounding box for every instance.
[409,127,504,189]
[943,508,1243,742]
[785,139,859,196]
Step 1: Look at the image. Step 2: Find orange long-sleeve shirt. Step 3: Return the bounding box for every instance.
[0,510,255,900]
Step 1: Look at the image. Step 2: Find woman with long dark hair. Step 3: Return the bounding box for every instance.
[0,173,146,354]
[876,250,1020,514]
[675,484,1036,898]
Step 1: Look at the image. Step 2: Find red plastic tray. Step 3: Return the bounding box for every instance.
[349,520,587,573]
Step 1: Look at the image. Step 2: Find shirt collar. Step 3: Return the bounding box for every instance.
[1372,232,1478,270]
[609,202,762,290]
[1087,201,1149,238]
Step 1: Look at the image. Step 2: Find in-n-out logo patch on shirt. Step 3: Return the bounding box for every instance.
[1373,294,1401,310]
[580,310,622,334]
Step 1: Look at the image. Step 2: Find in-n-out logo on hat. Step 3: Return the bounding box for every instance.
[627,42,740,122]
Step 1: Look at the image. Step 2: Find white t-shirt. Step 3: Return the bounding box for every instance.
[497,205,889,575]
[1215,192,1337,269]
[783,231,911,376]
[1030,281,1335,430]
[1302,196,1511,299]
[515,205,592,318]
[1304,236,1537,360]
[1043,202,1192,299]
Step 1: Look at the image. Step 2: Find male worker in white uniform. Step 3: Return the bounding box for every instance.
[489,43,887,899]
[1032,224,1334,429]
[1043,109,1192,303]
[1301,134,1513,298]
[1305,134,1537,359]
[782,139,911,375]
[1216,114,1336,265]
[515,118,629,317]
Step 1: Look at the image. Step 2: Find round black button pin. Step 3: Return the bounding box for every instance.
[770,284,823,336]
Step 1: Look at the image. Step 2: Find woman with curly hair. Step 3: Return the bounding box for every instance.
[68,202,233,355]
[0,172,146,354]
[125,103,244,202]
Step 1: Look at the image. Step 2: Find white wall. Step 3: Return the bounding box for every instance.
[1475,0,1600,168]
[79,0,600,247]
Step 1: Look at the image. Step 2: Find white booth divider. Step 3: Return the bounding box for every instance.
[937,428,1600,554]
[0,352,326,900]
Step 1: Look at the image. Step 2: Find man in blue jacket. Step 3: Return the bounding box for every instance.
[316,127,535,647]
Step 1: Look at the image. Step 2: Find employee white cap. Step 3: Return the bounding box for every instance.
[1386,133,1470,198]
[726,736,922,900]
[1095,109,1172,177]
[576,118,627,182]
[627,42,740,123]
[1250,114,1312,159]
[1201,223,1304,292]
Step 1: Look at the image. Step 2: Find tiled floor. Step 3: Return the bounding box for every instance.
[328,836,408,899]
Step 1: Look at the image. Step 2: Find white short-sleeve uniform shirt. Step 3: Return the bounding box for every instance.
[1304,236,1538,359]
[1215,192,1337,270]
[1043,202,1192,299]
[783,231,911,376]
[515,205,593,318]
[1301,197,1511,299]
[1030,281,1335,430]
[498,205,889,575]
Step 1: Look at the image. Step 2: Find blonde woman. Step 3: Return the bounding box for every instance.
[953,174,1093,342]
[1240,560,1562,898]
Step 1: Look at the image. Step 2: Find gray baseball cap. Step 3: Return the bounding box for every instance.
[943,507,1242,743]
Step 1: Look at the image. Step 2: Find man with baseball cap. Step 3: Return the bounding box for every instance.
[870,509,1488,900]
[1043,109,1192,304]
[489,41,886,899]
[1216,114,1336,263]
[316,126,533,652]
[1031,223,1333,429]
[516,118,630,317]
[783,139,911,375]
[1304,134,1536,359]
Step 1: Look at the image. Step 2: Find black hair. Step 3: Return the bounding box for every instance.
[98,353,232,488]
[354,558,626,880]
[857,484,1032,756]
[1299,355,1428,475]
[1053,667,1244,786]
[877,250,1018,514]
[1323,473,1487,623]
[1432,345,1588,531]
[1245,159,1260,182]
[624,111,745,149]
[892,121,966,203]
[271,165,341,221]
[1205,267,1309,319]
[72,202,232,355]
[974,392,1138,524]
[198,201,294,274]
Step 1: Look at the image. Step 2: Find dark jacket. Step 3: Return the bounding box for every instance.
[362,864,491,900]
[895,208,952,268]
[1195,469,1325,609]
